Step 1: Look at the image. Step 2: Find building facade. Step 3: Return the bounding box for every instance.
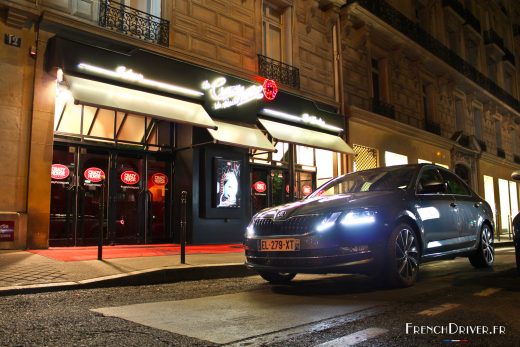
[0,0,351,248]
[0,0,519,249]
[342,0,520,240]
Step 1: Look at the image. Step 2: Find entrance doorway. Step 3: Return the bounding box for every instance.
[50,144,172,246]
[251,167,316,215]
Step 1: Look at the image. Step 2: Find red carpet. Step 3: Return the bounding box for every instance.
[28,244,244,262]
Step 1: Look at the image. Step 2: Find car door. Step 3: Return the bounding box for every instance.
[439,169,480,248]
[415,166,459,254]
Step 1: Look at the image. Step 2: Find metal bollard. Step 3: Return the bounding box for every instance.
[180,190,187,264]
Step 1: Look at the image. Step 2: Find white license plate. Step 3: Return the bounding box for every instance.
[260,238,300,251]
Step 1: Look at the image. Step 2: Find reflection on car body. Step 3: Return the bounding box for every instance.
[244,164,495,287]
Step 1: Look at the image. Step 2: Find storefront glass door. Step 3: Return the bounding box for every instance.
[49,145,172,246]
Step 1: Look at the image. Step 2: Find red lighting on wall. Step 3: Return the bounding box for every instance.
[262,79,278,101]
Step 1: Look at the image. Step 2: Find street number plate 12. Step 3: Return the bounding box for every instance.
[260,238,300,251]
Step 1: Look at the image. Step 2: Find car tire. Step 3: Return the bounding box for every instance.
[385,223,420,288]
[468,224,494,268]
[257,271,296,284]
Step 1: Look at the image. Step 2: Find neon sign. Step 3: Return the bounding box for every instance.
[261,108,343,132]
[77,63,204,97]
[202,77,265,109]
[262,79,278,101]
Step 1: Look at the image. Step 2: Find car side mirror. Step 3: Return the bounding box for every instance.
[512,170,520,181]
[420,181,447,194]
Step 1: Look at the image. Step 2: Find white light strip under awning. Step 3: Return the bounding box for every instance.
[259,118,355,154]
[208,120,276,152]
[64,75,216,129]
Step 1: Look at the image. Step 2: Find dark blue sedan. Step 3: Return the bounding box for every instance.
[244,164,495,287]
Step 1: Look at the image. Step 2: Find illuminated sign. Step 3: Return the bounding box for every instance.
[262,80,278,101]
[121,171,140,185]
[51,164,70,180]
[202,77,265,109]
[302,185,312,196]
[0,221,14,242]
[77,63,204,97]
[84,167,105,183]
[253,181,267,193]
[151,173,168,186]
[261,108,343,132]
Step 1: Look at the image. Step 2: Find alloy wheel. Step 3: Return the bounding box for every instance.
[395,227,419,282]
[481,225,494,264]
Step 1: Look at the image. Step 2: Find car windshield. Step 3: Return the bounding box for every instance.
[309,166,416,197]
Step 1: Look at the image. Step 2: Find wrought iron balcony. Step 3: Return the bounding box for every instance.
[476,138,487,152]
[442,0,465,21]
[484,29,505,52]
[372,98,395,119]
[346,0,520,113]
[514,154,520,164]
[497,147,506,158]
[425,121,441,135]
[99,0,169,47]
[503,48,515,66]
[258,54,300,89]
[463,10,481,34]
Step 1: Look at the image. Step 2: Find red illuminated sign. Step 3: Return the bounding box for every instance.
[84,167,105,183]
[302,185,312,196]
[121,170,140,185]
[263,79,278,101]
[51,164,70,180]
[151,173,168,186]
[253,181,267,193]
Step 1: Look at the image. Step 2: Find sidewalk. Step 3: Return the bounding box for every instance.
[0,240,514,296]
[0,244,250,296]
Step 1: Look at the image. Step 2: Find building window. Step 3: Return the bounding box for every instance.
[353,144,378,172]
[466,39,480,68]
[262,2,291,64]
[483,175,496,222]
[504,72,513,94]
[447,27,461,56]
[384,151,408,167]
[495,119,502,149]
[371,58,381,102]
[487,57,497,83]
[473,106,483,140]
[455,97,465,132]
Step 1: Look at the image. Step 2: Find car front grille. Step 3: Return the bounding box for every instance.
[253,215,321,236]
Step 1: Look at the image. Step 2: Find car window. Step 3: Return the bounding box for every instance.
[416,168,444,194]
[310,166,416,197]
[439,170,471,196]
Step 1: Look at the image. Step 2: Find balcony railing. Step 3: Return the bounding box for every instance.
[347,0,520,113]
[484,29,505,52]
[99,0,169,47]
[258,54,300,89]
[425,120,441,135]
[442,0,465,20]
[514,154,520,164]
[464,10,481,34]
[372,98,395,119]
[497,147,506,158]
[503,48,515,66]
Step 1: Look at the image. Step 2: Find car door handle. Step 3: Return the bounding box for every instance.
[450,202,457,208]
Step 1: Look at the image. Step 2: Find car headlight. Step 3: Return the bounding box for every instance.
[340,210,376,226]
[246,220,255,237]
[315,212,342,232]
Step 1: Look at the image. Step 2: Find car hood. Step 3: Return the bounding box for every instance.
[255,190,404,219]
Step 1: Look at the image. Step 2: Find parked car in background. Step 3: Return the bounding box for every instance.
[512,170,520,273]
[245,164,495,287]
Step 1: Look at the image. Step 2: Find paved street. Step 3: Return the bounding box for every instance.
[0,247,519,346]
